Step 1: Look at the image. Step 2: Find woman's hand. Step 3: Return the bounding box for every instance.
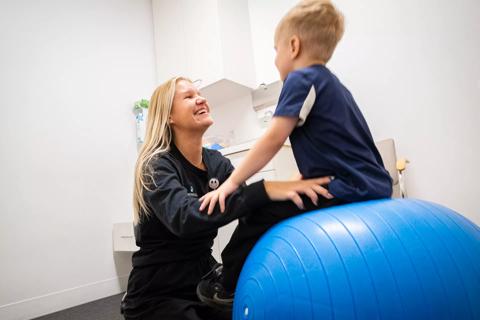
[199,178,240,215]
[264,176,334,209]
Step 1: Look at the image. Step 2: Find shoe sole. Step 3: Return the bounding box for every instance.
[196,285,233,311]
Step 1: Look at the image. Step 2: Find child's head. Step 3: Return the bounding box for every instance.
[274,0,344,80]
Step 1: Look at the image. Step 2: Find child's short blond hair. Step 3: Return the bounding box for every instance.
[276,0,344,63]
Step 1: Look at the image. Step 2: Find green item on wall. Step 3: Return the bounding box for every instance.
[133,99,149,111]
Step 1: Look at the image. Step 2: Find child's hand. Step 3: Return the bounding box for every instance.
[264,177,334,209]
[199,178,240,215]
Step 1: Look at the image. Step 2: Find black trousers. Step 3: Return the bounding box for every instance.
[221,195,342,291]
[123,255,230,320]
[124,299,230,320]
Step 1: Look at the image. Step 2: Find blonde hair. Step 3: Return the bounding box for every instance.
[133,76,189,224]
[276,0,344,63]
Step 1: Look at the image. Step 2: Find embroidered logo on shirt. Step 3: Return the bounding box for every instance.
[187,186,198,197]
[208,178,220,190]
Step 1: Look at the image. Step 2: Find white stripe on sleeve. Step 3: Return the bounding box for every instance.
[297,85,316,127]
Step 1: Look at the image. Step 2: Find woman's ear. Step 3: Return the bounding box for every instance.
[289,35,301,59]
[169,116,174,124]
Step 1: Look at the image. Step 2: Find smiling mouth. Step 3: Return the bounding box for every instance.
[195,109,209,116]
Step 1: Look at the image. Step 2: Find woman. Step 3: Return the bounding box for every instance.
[122,77,331,320]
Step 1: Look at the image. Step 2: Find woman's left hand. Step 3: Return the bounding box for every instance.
[199,178,240,215]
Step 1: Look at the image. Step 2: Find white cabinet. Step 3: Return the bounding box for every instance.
[247,0,298,87]
[211,143,298,262]
[220,142,298,181]
[152,0,299,90]
[152,0,256,89]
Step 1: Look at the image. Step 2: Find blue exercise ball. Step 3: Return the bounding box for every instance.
[233,199,480,320]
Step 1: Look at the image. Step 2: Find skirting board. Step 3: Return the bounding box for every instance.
[0,275,128,320]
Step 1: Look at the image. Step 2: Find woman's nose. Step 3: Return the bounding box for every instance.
[196,96,206,105]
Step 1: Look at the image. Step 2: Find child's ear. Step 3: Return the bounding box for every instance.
[289,35,301,59]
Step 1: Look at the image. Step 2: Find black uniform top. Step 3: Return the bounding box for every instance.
[132,144,270,267]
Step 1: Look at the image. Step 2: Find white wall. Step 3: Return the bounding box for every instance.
[0,1,156,319]
[213,0,480,224]
[327,0,480,224]
[212,0,480,225]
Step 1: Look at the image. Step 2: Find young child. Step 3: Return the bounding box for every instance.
[197,0,393,309]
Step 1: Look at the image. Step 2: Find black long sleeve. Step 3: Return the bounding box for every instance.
[145,156,268,238]
[132,147,270,266]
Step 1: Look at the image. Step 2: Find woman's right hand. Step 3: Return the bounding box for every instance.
[264,177,334,209]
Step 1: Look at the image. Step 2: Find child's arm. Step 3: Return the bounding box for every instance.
[229,116,298,185]
[200,116,298,214]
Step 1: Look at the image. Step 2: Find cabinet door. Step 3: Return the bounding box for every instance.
[227,150,274,172]
[247,170,276,184]
[152,0,222,85]
[152,0,255,88]
[183,0,223,87]
[152,1,189,82]
[248,0,297,86]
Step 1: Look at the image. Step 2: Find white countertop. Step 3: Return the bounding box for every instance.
[218,139,291,156]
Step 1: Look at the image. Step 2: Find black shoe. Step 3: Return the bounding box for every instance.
[196,263,234,310]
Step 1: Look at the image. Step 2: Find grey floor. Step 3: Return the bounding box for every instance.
[32,293,124,320]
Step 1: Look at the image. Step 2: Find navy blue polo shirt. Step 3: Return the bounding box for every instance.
[274,64,392,202]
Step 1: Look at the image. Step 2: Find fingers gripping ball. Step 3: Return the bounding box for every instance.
[233,199,480,320]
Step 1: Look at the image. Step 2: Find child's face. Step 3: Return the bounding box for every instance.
[274,34,295,81]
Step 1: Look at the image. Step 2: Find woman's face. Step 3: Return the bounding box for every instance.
[170,79,213,132]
